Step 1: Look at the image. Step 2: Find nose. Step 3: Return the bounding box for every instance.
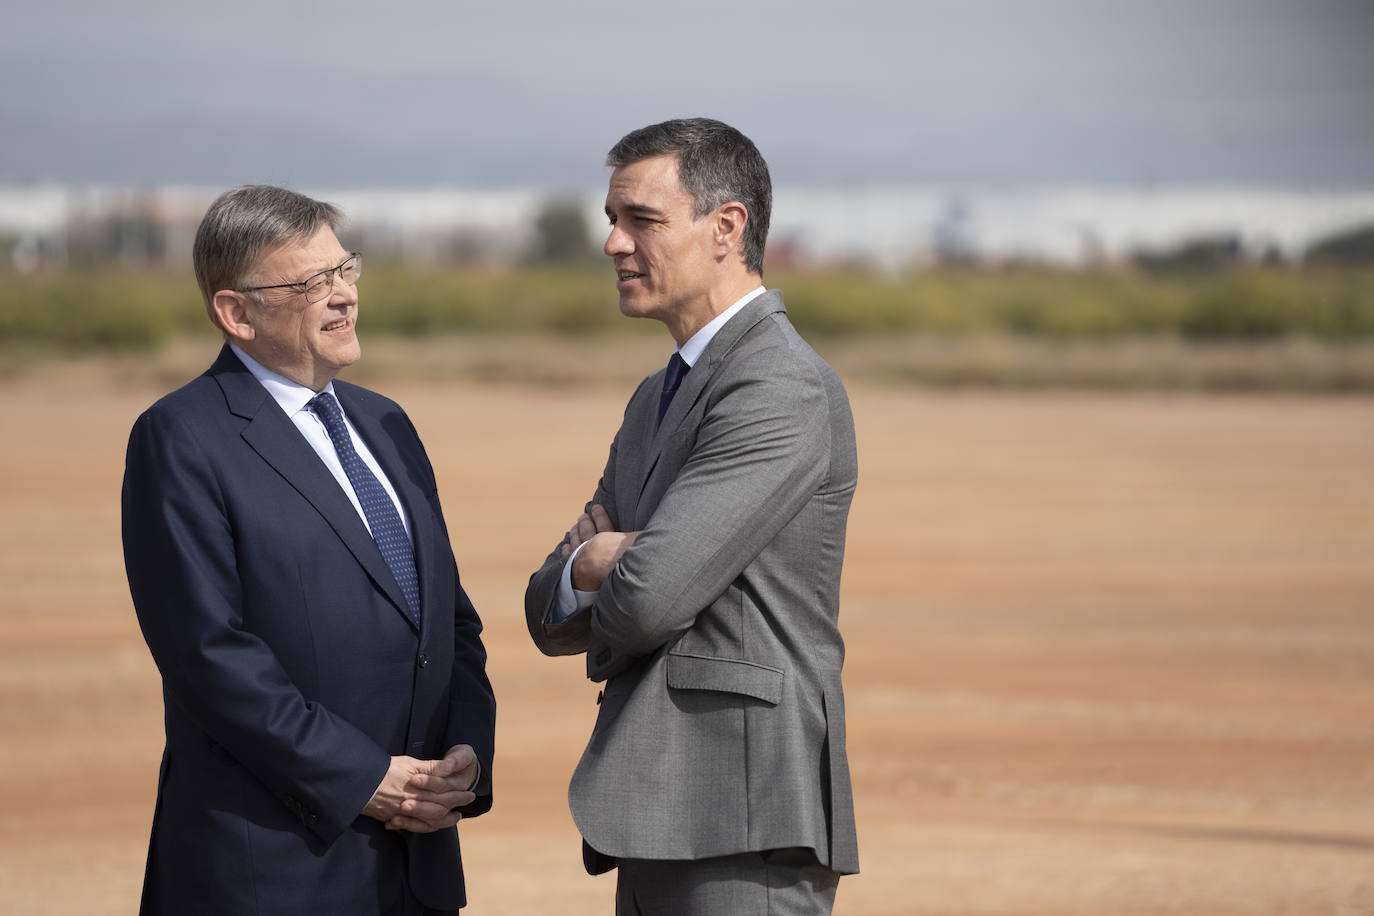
[329,273,358,308]
[604,223,633,258]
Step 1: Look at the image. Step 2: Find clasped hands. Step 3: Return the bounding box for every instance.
[362,506,634,834]
[560,504,641,592]
[364,743,479,833]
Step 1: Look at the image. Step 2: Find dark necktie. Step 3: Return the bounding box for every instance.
[657,352,690,426]
[307,392,421,625]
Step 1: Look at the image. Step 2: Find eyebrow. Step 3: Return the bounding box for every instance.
[294,253,352,279]
[260,253,351,287]
[606,202,667,219]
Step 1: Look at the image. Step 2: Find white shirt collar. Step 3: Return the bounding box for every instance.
[229,343,337,416]
[677,286,766,367]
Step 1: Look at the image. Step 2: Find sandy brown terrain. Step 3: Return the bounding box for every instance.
[2,365,1372,914]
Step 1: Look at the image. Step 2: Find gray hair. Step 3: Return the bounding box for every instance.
[606,118,772,275]
[192,185,343,329]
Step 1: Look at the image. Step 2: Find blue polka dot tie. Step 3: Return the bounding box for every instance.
[657,352,690,426]
[308,392,421,625]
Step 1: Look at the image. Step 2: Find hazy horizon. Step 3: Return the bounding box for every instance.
[4,0,1372,190]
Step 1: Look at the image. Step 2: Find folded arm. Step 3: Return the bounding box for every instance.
[524,389,638,656]
[593,350,831,665]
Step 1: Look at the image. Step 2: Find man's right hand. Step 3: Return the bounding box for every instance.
[362,755,476,833]
[561,504,640,591]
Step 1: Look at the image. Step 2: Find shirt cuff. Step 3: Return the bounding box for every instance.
[467,759,482,794]
[550,542,599,624]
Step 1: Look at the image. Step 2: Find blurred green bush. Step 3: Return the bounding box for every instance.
[2,262,1371,350]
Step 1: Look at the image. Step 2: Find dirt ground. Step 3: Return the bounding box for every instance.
[2,367,1372,914]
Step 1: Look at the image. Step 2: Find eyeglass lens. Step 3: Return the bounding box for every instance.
[304,256,361,302]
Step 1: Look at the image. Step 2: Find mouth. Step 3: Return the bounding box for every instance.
[321,316,351,333]
[617,270,644,282]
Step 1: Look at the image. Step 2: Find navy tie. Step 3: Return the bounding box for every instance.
[657,352,690,426]
[307,392,421,625]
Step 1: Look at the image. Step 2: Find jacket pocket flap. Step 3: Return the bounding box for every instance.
[666,653,784,705]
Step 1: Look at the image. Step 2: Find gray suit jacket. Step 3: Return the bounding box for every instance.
[525,291,859,875]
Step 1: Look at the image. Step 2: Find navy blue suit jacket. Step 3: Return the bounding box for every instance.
[122,345,495,914]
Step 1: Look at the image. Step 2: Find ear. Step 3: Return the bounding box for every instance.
[212,290,256,343]
[712,202,749,260]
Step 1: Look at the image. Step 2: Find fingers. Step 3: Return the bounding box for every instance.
[426,752,460,779]
[444,744,477,769]
[408,746,476,790]
[403,779,475,808]
[570,529,641,592]
[386,809,462,834]
[566,504,615,554]
[574,512,597,546]
[407,779,457,797]
[403,756,449,787]
[588,504,614,532]
[367,753,479,830]
[387,791,474,833]
[566,516,588,552]
[400,792,477,820]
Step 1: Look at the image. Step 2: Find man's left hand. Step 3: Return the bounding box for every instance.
[386,744,481,833]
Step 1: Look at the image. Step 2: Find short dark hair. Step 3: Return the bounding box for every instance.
[192,185,343,329]
[606,118,772,275]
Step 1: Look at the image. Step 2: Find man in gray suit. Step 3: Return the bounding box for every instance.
[524,118,859,914]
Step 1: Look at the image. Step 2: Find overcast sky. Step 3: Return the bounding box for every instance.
[3,0,1371,190]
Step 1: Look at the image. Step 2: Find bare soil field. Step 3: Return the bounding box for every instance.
[2,367,1372,914]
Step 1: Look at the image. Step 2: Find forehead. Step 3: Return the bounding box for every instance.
[254,226,346,279]
[605,155,690,211]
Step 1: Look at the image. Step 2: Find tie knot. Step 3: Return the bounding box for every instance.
[665,352,688,388]
[308,391,344,428]
[657,352,690,426]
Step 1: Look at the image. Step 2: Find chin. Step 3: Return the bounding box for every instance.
[330,342,362,370]
[617,295,660,322]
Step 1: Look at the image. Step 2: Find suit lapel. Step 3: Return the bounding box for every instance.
[635,291,787,503]
[636,367,667,459]
[210,347,419,632]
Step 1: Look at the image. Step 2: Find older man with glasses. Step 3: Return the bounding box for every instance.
[122,184,495,914]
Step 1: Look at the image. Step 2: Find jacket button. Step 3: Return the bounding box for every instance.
[417,653,430,669]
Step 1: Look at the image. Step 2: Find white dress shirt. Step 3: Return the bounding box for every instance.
[551,286,767,622]
[229,344,411,538]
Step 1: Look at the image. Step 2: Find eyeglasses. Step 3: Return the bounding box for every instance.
[240,253,362,303]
